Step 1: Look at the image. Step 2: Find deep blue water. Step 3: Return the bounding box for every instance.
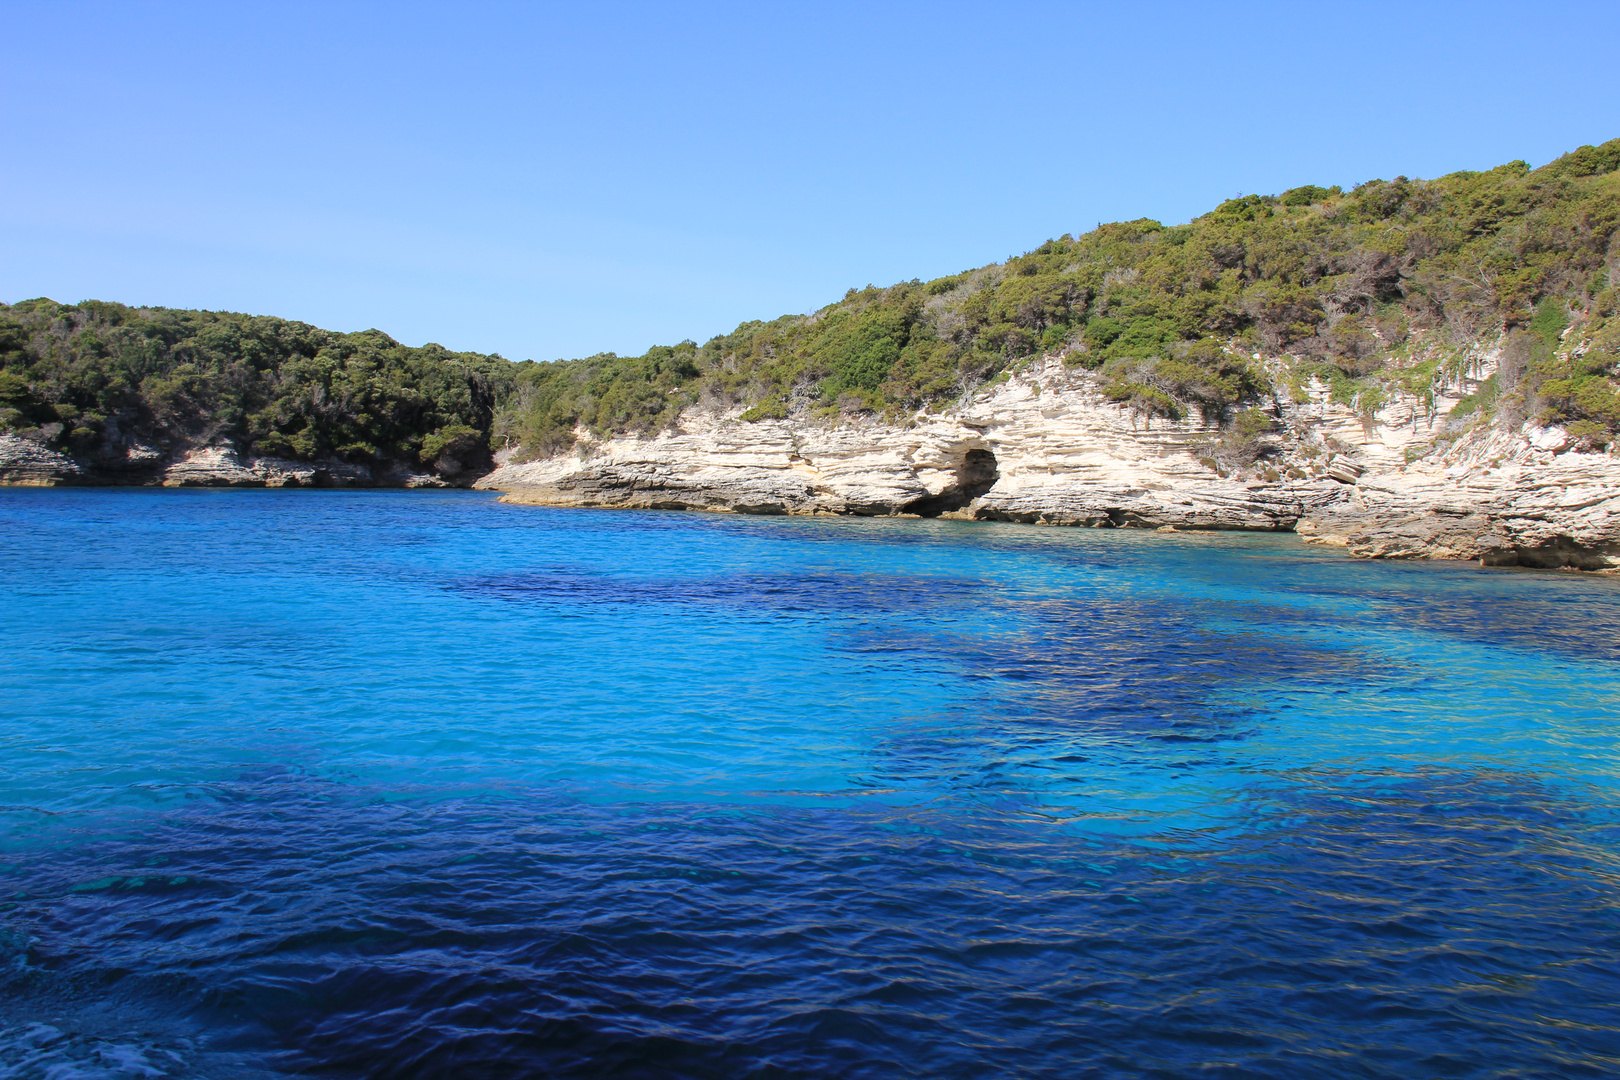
[2,489,1619,1079]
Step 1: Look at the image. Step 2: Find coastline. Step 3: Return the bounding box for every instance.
[477,347,1620,572]
[8,343,1618,572]
[0,437,469,490]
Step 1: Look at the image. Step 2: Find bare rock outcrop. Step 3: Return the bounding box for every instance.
[159,447,446,488]
[1298,426,1620,569]
[0,434,90,486]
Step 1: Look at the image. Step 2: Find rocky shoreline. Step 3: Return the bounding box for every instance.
[476,347,1620,572]
[7,343,1618,571]
[0,437,458,489]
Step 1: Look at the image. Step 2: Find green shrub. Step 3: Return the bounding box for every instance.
[1530,297,1570,346]
[739,396,789,422]
[420,424,484,463]
[1279,184,1342,207]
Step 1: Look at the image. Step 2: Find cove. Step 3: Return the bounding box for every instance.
[2,488,1619,1078]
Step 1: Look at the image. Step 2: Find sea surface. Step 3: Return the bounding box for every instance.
[1,489,1619,1079]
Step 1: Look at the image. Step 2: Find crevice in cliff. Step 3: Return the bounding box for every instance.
[904,449,999,518]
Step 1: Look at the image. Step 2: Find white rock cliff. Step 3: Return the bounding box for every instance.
[479,349,1620,570]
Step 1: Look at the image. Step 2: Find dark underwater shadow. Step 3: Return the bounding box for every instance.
[4,763,1619,1079]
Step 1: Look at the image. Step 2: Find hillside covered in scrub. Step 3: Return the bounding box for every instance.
[497,138,1620,456]
[2,138,1618,485]
[0,302,516,480]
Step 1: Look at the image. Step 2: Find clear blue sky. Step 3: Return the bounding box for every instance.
[3,1,1617,361]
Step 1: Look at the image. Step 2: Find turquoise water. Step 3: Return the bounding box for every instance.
[2,488,1619,1078]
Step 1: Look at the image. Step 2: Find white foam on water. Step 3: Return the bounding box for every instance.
[0,1023,185,1079]
[0,1020,284,1080]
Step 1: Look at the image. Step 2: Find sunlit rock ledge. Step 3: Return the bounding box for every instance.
[480,350,1620,572]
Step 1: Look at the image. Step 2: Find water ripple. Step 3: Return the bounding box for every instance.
[0,490,1617,1077]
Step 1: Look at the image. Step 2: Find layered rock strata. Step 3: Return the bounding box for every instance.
[0,435,88,486]
[480,351,1620,570]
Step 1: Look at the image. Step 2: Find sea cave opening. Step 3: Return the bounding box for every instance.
[904,448,1000,518]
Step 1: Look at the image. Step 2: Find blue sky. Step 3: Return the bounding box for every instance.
[3,1,1617,361]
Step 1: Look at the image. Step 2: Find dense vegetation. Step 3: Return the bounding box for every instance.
[498,138,1620,454]
[6,139,1618,472]
[0,300,515,474]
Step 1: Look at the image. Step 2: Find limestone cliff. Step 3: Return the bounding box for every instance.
[479,345,1620,571]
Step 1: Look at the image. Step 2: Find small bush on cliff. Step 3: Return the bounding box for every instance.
[420,424,485,464]
[1473,295,1620,447]
[1102,340,1265,423]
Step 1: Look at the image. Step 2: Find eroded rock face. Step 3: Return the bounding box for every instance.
[159,447,447,488]
[480,380,1313,530]
[480,350,1620,569]
[1297,425,1620,569]
[0,435,89,486]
